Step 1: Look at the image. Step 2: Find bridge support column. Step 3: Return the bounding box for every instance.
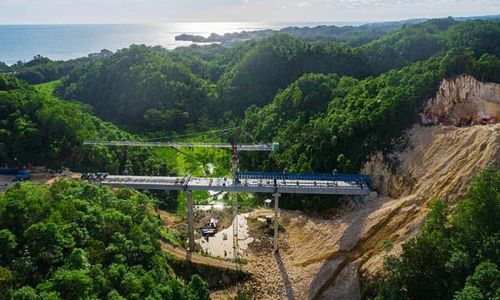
[233,192,239,264]
[187,190,195,252]
[273,192,281,252]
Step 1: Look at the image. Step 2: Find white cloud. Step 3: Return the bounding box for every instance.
[0,0,498,24]
[297,2,313,7]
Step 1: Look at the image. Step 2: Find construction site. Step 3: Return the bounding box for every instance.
[1,75,499,299]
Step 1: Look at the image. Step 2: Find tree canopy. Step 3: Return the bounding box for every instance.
[55,19,499,134]
[0,73,172,175]
[369,168,500,300]
[241,48,500,174]
[56,45,217,132]
[0,180,210,299]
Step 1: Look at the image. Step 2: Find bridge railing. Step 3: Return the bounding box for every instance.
[235,171,371,187]
[99,176,370,190]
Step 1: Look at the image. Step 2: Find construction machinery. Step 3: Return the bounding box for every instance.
[0,168,32,181]
[83,129,372,257]
[84,128,278,264]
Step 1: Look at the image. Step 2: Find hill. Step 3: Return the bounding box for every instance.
[54,19,499,136]
[175,15,500,47]
[0,180,210,299]
[0,74,171,175]
[234,96,499,299]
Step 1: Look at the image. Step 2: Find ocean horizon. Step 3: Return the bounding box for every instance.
[0,22,366,65]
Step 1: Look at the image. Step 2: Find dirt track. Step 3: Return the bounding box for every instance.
[160,241,248,272]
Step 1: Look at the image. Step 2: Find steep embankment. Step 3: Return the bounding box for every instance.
[240,76,499,299]
[420,75,500,126]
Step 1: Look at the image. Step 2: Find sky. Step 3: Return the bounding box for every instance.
[0,0,499,24]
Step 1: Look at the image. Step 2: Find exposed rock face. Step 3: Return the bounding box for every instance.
[420,75,500,126]
[238,125,499,300]
[365,75,500,199]
[361,152,411,198]
[222,76,500,300]
[369,124,498,286]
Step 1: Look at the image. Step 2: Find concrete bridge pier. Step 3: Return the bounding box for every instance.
[187,190,195,252]
[273,192,281,252]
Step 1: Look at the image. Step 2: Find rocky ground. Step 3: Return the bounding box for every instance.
[214,123,499,300]
[162,76,500,299]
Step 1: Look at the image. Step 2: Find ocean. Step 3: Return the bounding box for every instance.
[0,22,363,65]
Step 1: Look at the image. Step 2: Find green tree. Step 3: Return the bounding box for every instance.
[375,169,500,300]
[187,275,210,300]
[11,286,38,300]
[0,229,16,261]
[0,180,208,298]
[51,269,93,299]
[454,261,500,300]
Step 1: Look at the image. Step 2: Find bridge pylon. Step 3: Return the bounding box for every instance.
[186,190,195,252]
[273,192,281,252]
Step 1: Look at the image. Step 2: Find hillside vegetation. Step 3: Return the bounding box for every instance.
[370,168,500,299]
[242,49,499,174]
[51,19,500,179]
[55,19,499,131]
[0,180,210,299]
[9,18,498,212]
[0,74,171,175]
[0,17,498,299]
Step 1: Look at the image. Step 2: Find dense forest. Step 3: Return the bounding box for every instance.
[0,17,497,190]
[54,19,499,126]
[0,74,171,175]
[242,49,499,173]
[365,168,500,300]
[53,19,499,137]
[0,17,498,190]
[4,55,96,85]
[0,180,210,299]
[0,17,499,299]
[175,18,426,47]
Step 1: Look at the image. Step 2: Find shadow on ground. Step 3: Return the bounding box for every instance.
[275,250,296,300]
[307,199,387,300]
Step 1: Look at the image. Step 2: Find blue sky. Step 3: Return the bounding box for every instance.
[0,0,499,24]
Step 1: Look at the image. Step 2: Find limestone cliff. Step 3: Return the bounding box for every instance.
[420,75,500,126]
[224,76,500,300]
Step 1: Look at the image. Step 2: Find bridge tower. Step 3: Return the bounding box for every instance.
[84,129,278,262]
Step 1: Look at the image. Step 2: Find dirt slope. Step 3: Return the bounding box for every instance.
[215,76,500,299]
[240,123,499,299]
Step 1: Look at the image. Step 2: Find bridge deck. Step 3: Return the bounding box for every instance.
[236,171,371,187]
[96,175,370,195]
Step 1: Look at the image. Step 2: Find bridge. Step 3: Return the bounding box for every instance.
[84,140,280,151]
[96,174,370,195]
[83,134,371,268]
[235,171,371,188]
[90,171,371,254]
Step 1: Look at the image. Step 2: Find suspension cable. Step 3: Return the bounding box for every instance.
[145,127,237,142]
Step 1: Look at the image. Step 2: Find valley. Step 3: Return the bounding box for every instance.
[0,16,498,300]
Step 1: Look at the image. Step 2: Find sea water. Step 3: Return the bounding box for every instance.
[0,22,361,65]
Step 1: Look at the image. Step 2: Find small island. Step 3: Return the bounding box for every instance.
[174,20,427,47]
[175,30,277,46]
